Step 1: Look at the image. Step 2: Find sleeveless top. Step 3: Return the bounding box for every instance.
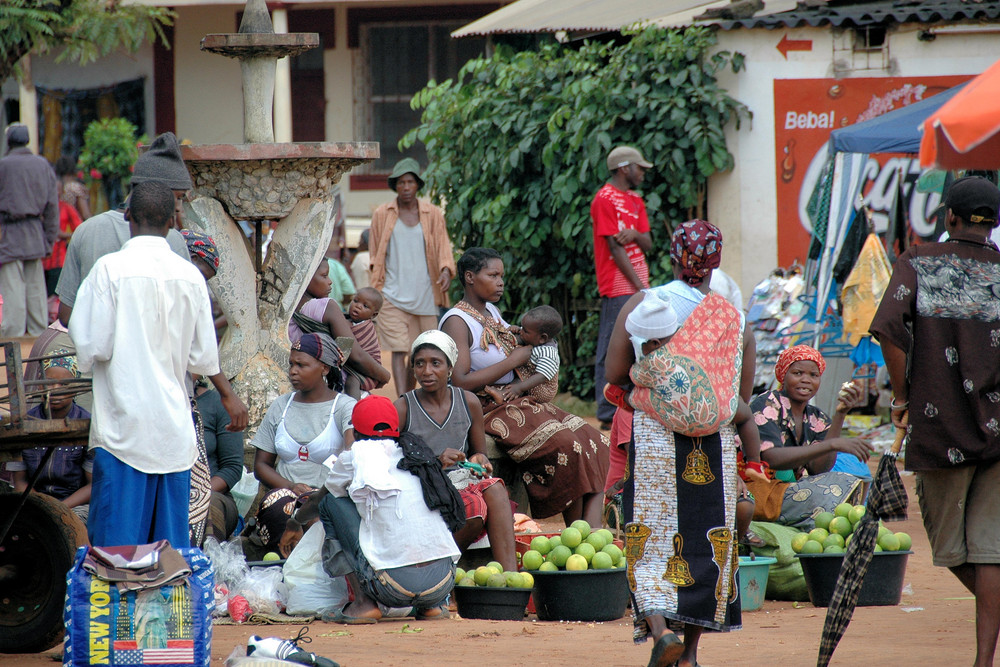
[273,393,346,468]
[440,302,514,384]
[403,386,473,459]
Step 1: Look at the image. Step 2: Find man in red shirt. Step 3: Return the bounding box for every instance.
[591,146,653,428]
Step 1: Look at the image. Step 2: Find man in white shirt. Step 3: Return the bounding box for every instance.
[70,182,248,547]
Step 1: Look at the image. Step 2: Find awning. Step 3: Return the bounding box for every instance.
[451,0,797,38]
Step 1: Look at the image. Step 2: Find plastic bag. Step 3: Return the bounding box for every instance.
[203,536,251,592]
[237,566,288,616]
[231,467,261,519]
[283,523,348,616]
[748,521,809,601]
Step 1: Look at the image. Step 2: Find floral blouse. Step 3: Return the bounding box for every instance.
[750,389,831,481]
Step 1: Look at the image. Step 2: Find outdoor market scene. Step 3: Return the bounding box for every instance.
[2,0,1000,665]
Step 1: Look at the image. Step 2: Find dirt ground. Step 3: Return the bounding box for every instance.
[5,463,978,667]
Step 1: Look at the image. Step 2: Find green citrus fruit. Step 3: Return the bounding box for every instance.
[829,516,853,538]
[807,528,830,543]
[848,505,866,525]
[549,545,572,568]
[824,545,845,554]
[521,550,544,571]
[565,554,588,571]
[597,529,615,545]
[574,543,597,564]
[878,533,901,552]
[617,558,627,568]
[791,533,810,554]
[814,512,835,531]
[895,532,912,551]
[473,566,493,586]
[530,536,552,555]
[487,561,503,572]
[486,573,507,588]
[504,571,523,588]
[560,527,583,549]
[834,502,853,518]
[262,551,281,562]
[878,524,891,540]
[455,567,466,583]
[548,536,562,549]
[457,578,476,587]
[823,534,845,550]
[539,561,559,572]
[592,552,614,569]
[874,544,883,552]
[602,544,624,562]
[519,572,534,588]
[801,539,824,554]
[570,520,592,539]
[585,532,607,551]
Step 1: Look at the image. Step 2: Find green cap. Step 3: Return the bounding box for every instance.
[387,157,425,191]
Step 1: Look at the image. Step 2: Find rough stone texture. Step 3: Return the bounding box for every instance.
[201,34,319,60]
[184,195,334,435]
[183,147,379,221]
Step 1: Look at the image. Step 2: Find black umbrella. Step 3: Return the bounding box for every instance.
[817,425,909,667]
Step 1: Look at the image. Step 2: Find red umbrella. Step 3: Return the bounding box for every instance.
[920,57,1000,169]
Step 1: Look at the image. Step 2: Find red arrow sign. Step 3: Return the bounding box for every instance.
[777,34,813,59]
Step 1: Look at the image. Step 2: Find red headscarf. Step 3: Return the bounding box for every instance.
[670,219,723,286]
[774,345,826,384]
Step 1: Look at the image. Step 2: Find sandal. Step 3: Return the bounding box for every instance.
[321,605,378,625]
[414,605,451,620]
[647,632,684,667]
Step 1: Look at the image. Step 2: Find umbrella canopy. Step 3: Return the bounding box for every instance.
[816,427,909,667]
[920,58,1000,169]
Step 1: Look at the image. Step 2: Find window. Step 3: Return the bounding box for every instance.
[356,22,486,172]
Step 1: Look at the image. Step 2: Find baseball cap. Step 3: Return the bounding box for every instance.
[945,176,1000,225]
[352,395,400,438]
[607,146,652,172]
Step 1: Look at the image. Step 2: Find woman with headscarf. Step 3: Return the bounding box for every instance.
[749,344,872,528]
[604,220,753,667]
[394,329,517,571]
[246,332,357,558]
[441,247,609,527]
[12,349,93,521]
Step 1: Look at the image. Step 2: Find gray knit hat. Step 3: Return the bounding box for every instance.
[5,123,29,147]
[132,132,192,190]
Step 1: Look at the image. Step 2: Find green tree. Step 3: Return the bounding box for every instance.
[0,0,173,84]
[403,26,748,399]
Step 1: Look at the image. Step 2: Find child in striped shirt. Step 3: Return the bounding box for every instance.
[485,305,562,404]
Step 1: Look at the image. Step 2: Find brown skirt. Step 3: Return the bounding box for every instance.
[483,397,610,518]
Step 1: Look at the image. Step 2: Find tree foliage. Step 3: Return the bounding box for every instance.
[0,0,173,84]
[402,26,748,398]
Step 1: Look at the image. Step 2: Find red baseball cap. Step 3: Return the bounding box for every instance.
[352,395,399,438]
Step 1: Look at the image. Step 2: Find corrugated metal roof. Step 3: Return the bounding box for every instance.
[452,0,796,37]
[715,0,1000,30]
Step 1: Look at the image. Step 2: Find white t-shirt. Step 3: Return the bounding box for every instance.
[70,236,220,474]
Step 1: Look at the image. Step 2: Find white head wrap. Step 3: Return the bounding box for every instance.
[626,290,679,360]
[410,329,459,367]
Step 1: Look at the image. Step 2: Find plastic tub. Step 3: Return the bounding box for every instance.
[738,556,776,611]
[454,585,532,620]
[531,568,629,622]
[796,551,911,607]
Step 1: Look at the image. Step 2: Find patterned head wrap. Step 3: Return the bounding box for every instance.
[180,229,221,270]
[291,332,346,370]
[774,344,826,384]
[254,488,298,549]
[670,219,723,286]
[411,329,458,367]
[42,348,80,378]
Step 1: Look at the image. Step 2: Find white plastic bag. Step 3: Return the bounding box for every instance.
[283,523,348,616]
[231,467,260,519]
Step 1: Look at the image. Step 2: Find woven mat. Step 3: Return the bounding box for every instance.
[214,612,315,625]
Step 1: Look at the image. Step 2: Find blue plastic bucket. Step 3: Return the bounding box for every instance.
[739,556,776,611]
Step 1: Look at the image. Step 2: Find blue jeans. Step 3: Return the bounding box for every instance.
[318,494,454,611]
[595,294,633,423]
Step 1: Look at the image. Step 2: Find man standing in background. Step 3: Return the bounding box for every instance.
[591,145,652,428]
[0,124,59,337]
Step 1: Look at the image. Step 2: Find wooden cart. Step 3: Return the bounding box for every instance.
[0,341,90,653]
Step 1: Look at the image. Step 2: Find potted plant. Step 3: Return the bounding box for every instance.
[77,118,145,210]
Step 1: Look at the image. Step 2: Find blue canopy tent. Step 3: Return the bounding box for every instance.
[803,83,964,353]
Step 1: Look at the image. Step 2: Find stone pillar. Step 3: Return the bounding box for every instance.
[272,7,293,143]
[17,56,39,152]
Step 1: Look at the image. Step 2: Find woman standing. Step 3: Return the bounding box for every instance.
[605,220,753,667]
[750,344,872,528]
[395,329,517,571]
[441,248,608,526]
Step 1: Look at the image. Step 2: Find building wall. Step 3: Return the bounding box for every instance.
[708,23,1000,301]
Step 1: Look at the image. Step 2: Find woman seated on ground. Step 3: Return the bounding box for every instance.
[246,332,356,558]
[395,330,517,571]
[441,247,609,526]
[12,350,92,522]
[289,261,391,390]
[194,375,245,542]
[280,396,459,624]
[751,344,873,529]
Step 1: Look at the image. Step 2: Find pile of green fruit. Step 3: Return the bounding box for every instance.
[791,502,912,555]
[455,562,534,589]
[520,520,626,572]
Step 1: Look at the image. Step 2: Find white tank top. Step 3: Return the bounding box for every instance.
[273,393,345,466]
[440,302,514,384]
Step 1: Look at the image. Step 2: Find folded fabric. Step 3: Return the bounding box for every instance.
[348,440,402,521]
[83,540,191,591]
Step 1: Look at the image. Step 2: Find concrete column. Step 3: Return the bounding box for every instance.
[272,7,293,143]
[17,55,39,152]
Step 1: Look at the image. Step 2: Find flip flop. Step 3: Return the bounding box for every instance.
[647,632,684,667]
[321,605,378,625]
[414,605,451,620]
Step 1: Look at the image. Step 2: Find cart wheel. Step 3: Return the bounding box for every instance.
[0,492,87,654]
